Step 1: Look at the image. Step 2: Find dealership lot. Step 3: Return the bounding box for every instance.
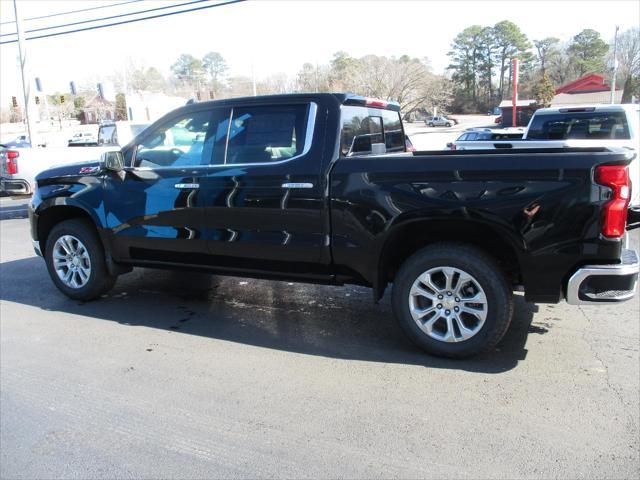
[0,196,638,478]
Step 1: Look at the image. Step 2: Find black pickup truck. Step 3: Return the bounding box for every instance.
[28,93,639,357]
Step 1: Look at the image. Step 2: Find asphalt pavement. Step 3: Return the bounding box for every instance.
[0,196,638,479]
[404,115,497,150]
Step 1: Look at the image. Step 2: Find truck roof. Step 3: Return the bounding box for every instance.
[533,103,640,115]
[179,93,401,112]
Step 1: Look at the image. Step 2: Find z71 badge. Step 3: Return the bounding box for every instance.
[78,166,100,174]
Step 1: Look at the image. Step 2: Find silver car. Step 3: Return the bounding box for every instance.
[426,116,453,127]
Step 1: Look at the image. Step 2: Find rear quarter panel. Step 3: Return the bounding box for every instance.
[329,149,633,302]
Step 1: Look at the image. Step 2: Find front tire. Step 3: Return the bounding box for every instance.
[391,243,513,358]
[45,219,117,300]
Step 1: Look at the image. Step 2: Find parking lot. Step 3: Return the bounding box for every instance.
[0,195,638,478]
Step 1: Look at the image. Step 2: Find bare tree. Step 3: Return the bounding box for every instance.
[615,27,640,102]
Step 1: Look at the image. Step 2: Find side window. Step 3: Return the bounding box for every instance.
[340,105,405,156]
[135,109,229,168]
[381,109,404,153]
[225,104,309,164]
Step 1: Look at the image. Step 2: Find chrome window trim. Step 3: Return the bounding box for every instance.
[129,102,317,171]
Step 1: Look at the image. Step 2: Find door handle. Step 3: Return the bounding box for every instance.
[174,183,200,189]
[281,182,313,189]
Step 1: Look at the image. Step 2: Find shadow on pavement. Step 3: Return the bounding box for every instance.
[0,255,539,373]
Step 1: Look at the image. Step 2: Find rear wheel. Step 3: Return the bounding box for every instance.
[391,243,513,357]
[446,122,452,127]
[45,219,117,300]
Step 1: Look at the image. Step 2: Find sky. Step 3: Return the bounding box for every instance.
[0,0,639,105]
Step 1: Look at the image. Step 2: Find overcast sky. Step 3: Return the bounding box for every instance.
[0,0,638,104]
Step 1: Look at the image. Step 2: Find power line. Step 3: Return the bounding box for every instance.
[0,0,146,26]
[0,0,246,45]
[1,0,212,37]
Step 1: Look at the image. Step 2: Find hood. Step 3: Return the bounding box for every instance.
[35,159,103,182]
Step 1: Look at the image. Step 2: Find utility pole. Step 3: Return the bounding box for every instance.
[13,0,34,146]
[511,58,519,128]
[610,26,619,104]
[251,63,257,96]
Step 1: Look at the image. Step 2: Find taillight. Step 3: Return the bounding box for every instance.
[405,137,416,152]
[5,150,18,175]
[364,97,388,108]
[595,165,630,238]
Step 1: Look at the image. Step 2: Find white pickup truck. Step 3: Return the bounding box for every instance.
[1,121,148,196]
[450,104,640,207]
[0,146,118,195]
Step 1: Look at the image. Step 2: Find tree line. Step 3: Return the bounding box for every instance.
[448,21,639,112]
[4,25,638,123]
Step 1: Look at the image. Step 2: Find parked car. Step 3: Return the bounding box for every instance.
[0,147,27,194]
[29,93,638,358]
[447,128,525,150]
[2,134,31,148]
[68,132,97,147]
[1,146,119,195]
[447,115,460,125]
[454,104,640,208]
[426,116,453,127]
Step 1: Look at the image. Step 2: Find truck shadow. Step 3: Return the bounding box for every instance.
[0,256,539,373]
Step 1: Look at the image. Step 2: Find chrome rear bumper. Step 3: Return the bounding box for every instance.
[566,249,639,305]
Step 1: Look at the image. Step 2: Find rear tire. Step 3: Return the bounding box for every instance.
[391,243,513,358]
[45,219,117,301]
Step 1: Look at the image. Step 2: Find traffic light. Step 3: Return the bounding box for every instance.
[60,95,65,104]
[35,96,40,105]
[11,96,18,108]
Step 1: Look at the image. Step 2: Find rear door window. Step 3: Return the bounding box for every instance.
[527,111,630,140]
[340,106,406,156]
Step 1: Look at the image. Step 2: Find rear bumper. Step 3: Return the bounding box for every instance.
[566,249,639,305]
[0,177,30,195]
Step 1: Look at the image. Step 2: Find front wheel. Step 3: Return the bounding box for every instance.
[428,123,434,127]
[391,243,513,358]
[45,219,117,300]
[446,122,452,127]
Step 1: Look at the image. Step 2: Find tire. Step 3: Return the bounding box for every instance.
[428,123,434,127]
[446,123,452,127]
[391,243,513,358]
[44,219,117,301]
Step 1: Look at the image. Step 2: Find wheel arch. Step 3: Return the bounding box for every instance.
[374,218,523,301]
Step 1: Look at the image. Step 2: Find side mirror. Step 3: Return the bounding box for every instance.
[101,151,124,172]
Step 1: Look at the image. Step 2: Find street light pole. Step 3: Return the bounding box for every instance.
[13,0,34,145]
[610,26,619,104]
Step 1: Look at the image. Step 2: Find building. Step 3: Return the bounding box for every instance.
[125,91,187,123]
[498,99,537,127]
[552,73,622,106]
[498,73,623,127]
[81,95,116,125]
